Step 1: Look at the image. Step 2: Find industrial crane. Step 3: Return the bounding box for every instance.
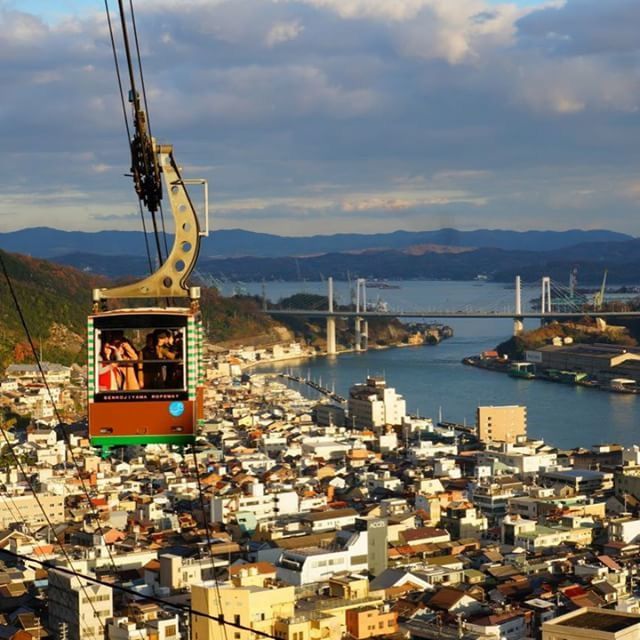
[593,270,608,311]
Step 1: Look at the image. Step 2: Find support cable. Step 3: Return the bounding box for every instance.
[0,482,31,539]
[191,448,230,640]
[104,0,153,275]
[115,0,164,267]
[0,547,281,640]
[137,200,154,274]
[0,420,31,535]
[0,254,141,595]
[0,427,106,639]
[1,252,149,639]
[128,0,171,259]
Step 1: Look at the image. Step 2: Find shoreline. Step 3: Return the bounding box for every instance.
[241,335,453,373]
[462,355,638,395]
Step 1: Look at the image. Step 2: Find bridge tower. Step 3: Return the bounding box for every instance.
[326,277,337,355]
[541,276,551,324]
[355,278,368,351]
[513,275,524,336]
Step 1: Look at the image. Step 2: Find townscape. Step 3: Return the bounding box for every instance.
[3,1,640,640]
[2,344,640,640]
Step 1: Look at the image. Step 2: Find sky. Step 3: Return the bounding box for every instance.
[1,0,639,236]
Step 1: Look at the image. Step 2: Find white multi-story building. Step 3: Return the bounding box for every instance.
[5,362,71,385]
[0,492,65,529]
[211,485,299,524]
[158,554,228,591]
[301,508,358,532]
[107,616,180,640]
[433,458,462,479]
[301,437,350,460]
[365,471,404,494]
[48,569,113,640]
[348,377,406,429]
[260,433,288,456]
[408,440,458,463]
[479,443,558,476]
[609,516,640,544]
[471,479,525,519]
[276,528,369,585]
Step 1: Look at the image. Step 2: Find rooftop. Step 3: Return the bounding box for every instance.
[551,609,640,633]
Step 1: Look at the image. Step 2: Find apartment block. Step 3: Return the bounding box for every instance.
[477,405,527,444]
[48,568,113,640]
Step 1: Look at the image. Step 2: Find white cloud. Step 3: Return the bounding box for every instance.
[0,0,640,235]
[512,56,640,114]
[265,19,304,47]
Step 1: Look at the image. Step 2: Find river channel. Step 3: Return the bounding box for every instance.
[233,280,640,449]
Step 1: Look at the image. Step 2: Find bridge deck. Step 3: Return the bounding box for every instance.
[266,309,640,319]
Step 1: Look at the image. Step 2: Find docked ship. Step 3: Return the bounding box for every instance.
[508,362,535,379]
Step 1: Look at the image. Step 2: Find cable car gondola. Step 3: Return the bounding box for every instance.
[88,307,203,448]
[87,4,208,453]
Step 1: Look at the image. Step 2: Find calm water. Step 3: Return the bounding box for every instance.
[242,280,640,449]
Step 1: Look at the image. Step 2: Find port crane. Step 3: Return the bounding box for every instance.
[88,0,209,450]
[593,269,608,311]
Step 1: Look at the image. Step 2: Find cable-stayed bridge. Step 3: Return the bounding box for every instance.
[260,276,640,354]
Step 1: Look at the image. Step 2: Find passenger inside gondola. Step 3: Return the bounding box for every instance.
[98,328,185,392]
[98,331,141,391]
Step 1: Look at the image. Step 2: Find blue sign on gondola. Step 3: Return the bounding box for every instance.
[169,401,185,417]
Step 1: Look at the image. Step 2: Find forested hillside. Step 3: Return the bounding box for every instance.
[0,250,282,368]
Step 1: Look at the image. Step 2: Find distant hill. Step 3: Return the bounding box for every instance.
[51,238,640,284]
[4,227,639,289]
[0,250,283,368]
[0,249,101,367]
[0,226,632,259]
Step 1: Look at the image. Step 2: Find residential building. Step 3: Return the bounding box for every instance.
[276,522,377,585]
[0,493,65,529]
[476,405,527,444]
[348,377,406,429]
[191,578,296,640]
[301,509,358,533]
[48,568,113,640]
[440,502,488,539]
[211,486,300,524]
[609,517,640,544]
[539,469,612,494]
[471,478,524,520]
[5,362,72,384]
[345,606,398,639]
[543,607,640,640]
[159,554,228,591]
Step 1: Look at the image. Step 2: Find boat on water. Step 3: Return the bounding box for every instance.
[543,369,588,384]
[509,362,536,379]
[608,378,640,394]
[367,281,401,289]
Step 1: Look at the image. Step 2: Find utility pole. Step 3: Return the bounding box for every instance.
[59,622,69,640]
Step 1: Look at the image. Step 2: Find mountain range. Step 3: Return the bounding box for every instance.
[0,227,631,259]
[1,227,638,285]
